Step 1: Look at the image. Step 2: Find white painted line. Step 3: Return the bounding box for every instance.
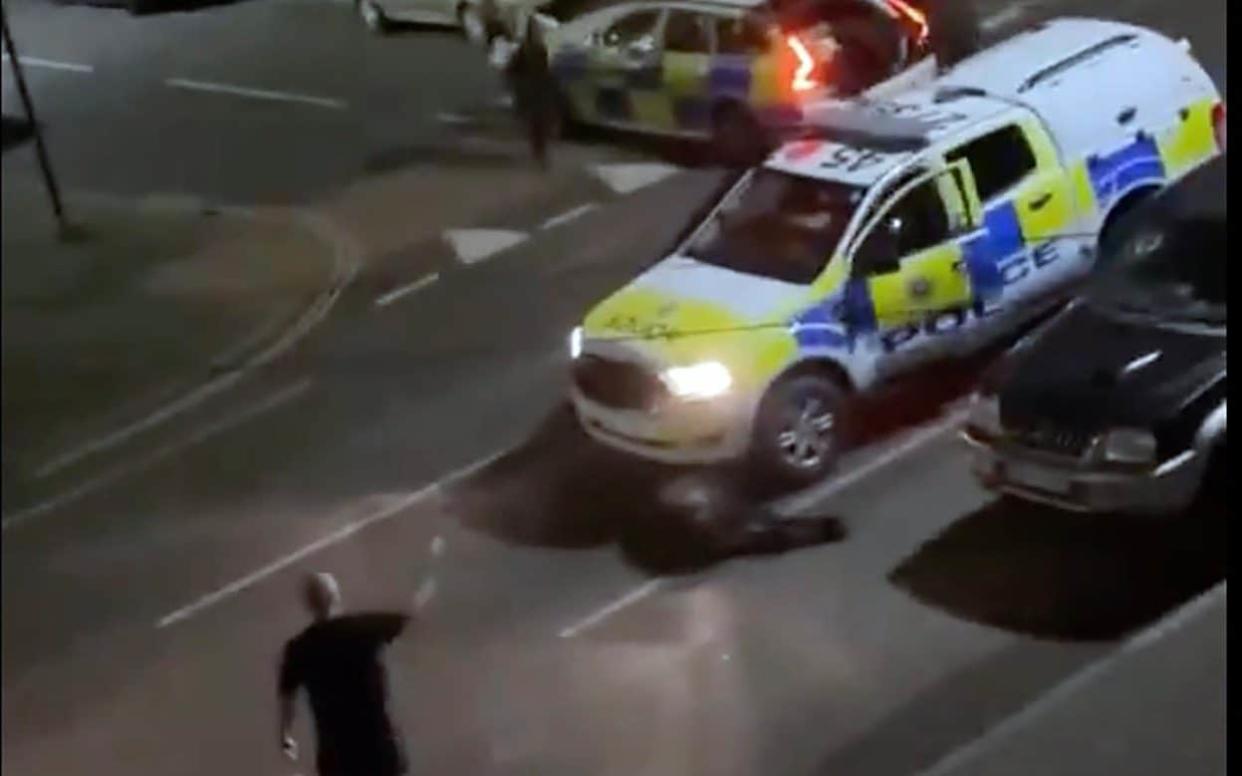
[1,54,93,73]
[37,373,243,478]
[540,202,597,231]
[436,111,473,125]
[157,448,506,628]
[165,78,347,110]
[3,379,312,533]
[591,162,682,196]
[444,228,529,265]
[559,578,664,639]
[775,404,970,516]
[981,3,1032,32]
[374,272,439,308]
[430,535,447,558]
[915,581,1227,776]
[157,488,433,628]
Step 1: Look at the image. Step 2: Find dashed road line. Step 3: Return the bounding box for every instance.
[375,272,439,308]
[444,228,529,265]
[165,77,347,110]
[559,579,664,639]
[540,202,597,230]
[590,162,682,195]
[1,54,93,73]
[3,379,312,533]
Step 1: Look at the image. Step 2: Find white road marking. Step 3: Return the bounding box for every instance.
[165,78,347,110]
[157,448,506,628]
[981,3,1032,32]
[430,535,447,557]
[436,111,473,125]
[556,407,969,639]
[590,162,682,195]
[540,202,597,231]
[559,578,664,639]
[444,228,528,265]
[915,581,1227,776]
[1,54,93,73]
[775,404,970,516]
[374,272,439,308]
[35,208,360,478]
[3,379,312,533]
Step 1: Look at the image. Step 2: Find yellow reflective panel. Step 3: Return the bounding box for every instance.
[867,242,968,327]
[749,54,782,105]
[1158,98,1218,176]
[1069,163,1098,217]
[664,52,709,96]
[630,90,676,130]
[1013,172,1074,243]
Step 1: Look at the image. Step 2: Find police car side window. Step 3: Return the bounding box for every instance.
[854,179,950,276]
[602,10,662,49]
[715,16,767,55]
[665,11,711,54]
[946,125,1037,202]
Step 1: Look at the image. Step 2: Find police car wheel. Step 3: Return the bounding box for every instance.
[752,374,847,488]
[357,0,389,33]
[712,104,766,167]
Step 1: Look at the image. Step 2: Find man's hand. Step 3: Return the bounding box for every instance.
[281,734,298,762]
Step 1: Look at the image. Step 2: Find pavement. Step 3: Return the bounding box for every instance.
[1,177,344,506]
[0,0,1228,773]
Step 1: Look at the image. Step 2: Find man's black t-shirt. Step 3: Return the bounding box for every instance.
[279,612,409,776]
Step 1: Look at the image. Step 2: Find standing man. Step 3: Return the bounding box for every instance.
[507,13,557,169]
[278,572,416,776]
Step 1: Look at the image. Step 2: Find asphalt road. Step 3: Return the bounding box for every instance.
[0,0,1228,773]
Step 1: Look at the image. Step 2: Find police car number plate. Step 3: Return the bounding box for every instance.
[1005,461,1071,495]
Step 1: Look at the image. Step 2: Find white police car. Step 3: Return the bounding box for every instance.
[569,18,1225,486]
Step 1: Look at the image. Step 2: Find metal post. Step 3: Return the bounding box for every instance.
[2,1,67,231]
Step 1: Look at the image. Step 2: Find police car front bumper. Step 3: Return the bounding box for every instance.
[570,387,753,465]
[961,431,1206,515]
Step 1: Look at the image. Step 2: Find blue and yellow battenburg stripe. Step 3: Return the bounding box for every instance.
[550,46,801,133]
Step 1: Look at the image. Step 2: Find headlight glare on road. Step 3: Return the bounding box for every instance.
[661,361,733,400]
[569,326,583,359]
[1102,428,1157,465]
[965,392,1002,438]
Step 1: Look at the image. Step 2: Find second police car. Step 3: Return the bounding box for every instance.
[536,0,973,161]
[568,18,1225,487]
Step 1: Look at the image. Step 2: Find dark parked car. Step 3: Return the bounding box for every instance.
[962,157,1226,515]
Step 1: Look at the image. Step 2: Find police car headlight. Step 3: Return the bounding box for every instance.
[1101,428,1157,465]
[965,392,1002,439]
[568,326,583,359]
[661,361,733,400]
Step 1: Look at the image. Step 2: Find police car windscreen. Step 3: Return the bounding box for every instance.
[683,169,864,285]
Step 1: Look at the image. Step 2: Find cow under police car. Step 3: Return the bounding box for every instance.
[569,18,1224,488]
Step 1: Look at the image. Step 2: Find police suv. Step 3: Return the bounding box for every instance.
[568,18,1225,486]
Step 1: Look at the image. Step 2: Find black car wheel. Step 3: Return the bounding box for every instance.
[751,373,849,489]
[712,103,768,167]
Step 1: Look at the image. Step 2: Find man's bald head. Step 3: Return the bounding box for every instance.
[302,572,341,620]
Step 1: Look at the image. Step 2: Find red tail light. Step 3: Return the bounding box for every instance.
[1212,101,1226,151]
[884,0,929,44]
[786,35,818,93]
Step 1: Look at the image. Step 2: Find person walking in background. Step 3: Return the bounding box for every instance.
[278,572,416,776]
[507,12,557,169]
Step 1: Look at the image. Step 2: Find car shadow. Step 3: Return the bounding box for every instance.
[889,495,1227,642]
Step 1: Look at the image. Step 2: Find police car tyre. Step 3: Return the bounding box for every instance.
[713,103,767,167]
[1096,186,1161,269]
[751,373,848,488]
[357,0,389,33]
[459,3,487,46]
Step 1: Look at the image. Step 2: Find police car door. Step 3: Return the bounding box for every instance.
[845,163,977,377]
[658,9,715,134]
[946,118,1084,350]
[586,8,666,128]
